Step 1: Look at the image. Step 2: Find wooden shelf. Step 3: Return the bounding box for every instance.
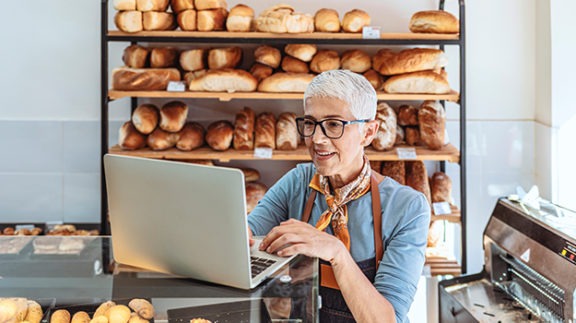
[108,90,460,102]
[431,205,461,223]
[108,144,460,163]
[425,256,461,276]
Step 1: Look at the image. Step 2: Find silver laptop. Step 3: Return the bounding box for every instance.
[103,154,296,289]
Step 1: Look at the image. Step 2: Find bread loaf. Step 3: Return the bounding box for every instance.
[405,161,431,204]
[241,168,260,182]
[226,4,254,32]
[381,161,405,185]
[258,72,315,93]
[314,8,340,32]
[171,0,194,13]
[183,69,207,84]
[143,11,175,31]
[419,100,446,150]
[427,220,443,247]
[208,47,242,69]
[179,48,205,71]
[430,171,452,204]
[363,69,383,90]
[310,50,340,73]
[341,9,370,33]
[123,45,150,68]
[187,68,258,92]
[114,0,136,11]
[176,122,205,151]
[395,125,405,145]
[340,49,371,73]
[147,128,180,150]
[132,103,159,134]
[383,70,451,94]
[177,9,197,31]
[197,8,228,31]
[255,112,276,149]
[373,48,448,76]
[249,63,273,82]
[205,120,234,151]
[285,12,314,33]
[159,100,188,132]
[112,67,181,91]
[410,10,459,34]
[150,47,178,68]
[254,45,281,69]
[115,11,143,33]
[194,0,226,10]
[405,126,421,146]
[276,112,298,150]
[233,107,255,150]
[281,56,309,73]
[255,4,313,33]
[284,44,317,62]
[137,0,169,11]
[371,102,397,151]
[397,104,419,126]
[246,182,267,214]
[119,122,147,150]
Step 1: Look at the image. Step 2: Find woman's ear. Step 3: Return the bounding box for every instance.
[361,120,380,147]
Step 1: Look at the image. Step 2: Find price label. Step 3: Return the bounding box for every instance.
[254,147,273,159]
[362,26,381,39]
[396,147,417,160]
[167,81,186,92]
[433,202,452,215]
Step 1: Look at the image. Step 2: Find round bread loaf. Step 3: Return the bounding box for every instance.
[340,49,371,73]
[397,104,419,126]
[241,168,260,182]
[409,10,459,34]
[226,4,254,32]
[122,44,149,68]
[245,182,268,214]
[207,47,242,69]
[119,121,147,150]
[177,9,197,31]
[150,47,178,68]
[176,122,205,151]
[147,128,179,150]
[341,9,370,33]
[249,63,274,82]
[180,48,206,72]
[314,8,340,32]
[430,171,452,203]
[284,44,317,62]
[205,120,234,151]
[131,103,159,134]
[254,45,281,69]
[281,56,309,73]
[310,50,340,73]
[363,69,383,91]
[160,101,188,133]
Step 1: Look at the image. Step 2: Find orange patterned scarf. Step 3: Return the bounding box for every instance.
[309,156,372,250]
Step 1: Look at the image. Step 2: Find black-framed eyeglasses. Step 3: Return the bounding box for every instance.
[295,117,371,139]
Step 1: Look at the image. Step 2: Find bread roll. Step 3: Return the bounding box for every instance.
[71,311,90,323]
[383,70,451,94]
[246,182,267,214]
[147,127,180,150]
[395,125,405,145]
[205,120,234,151]
[188,68,258,92]
[143,11,175,31]
[284,44,317,62]
[340,49,371,73]
[226,4,254,32]
[419,100,446,150]
[255,112,276,149]
[410,10,459,34]
[176,121,205,150]
[285,12,314,33]
[281,56,309,73]
[430,171,452,204]
[314,8,340,32]
[208,47,242,69]
[254,45,281,69]
[249,63,273,82]
[171,0,194,13]
[94,301,116,319]
[233,107,255,150]
[122,45,150,69]
[132,103,159,134]
[310,50,340,73]
[50,309,71,323]
[257,72,315,93]
[25,300,43,323]
[341,9,370,33]
[160,100,188,132]
[397,104,419,126]
[137,0,169,11]
[114,0,136,11]
[381,161,405,185]
[405,161,431,204]
[363,69,383,90]
[150,47,178,68]
[107,305,131,323]
[179,48,205,71]
[373,48,448,76]
[119,121,147,150]
[371,102,397,151]
[241,168,260,182]
[197,8,228,31]
[405,126,421,146]
[276,112,298,150]
[177,9,197,31]
[254,4,294,33]
[115,11,143,33]
[194,0,226,10]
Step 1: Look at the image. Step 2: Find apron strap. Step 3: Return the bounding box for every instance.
[301,189,316,225]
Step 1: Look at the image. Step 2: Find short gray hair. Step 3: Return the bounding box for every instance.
[303,70,377,120]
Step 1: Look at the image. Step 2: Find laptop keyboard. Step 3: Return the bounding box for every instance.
[250,256,277,278]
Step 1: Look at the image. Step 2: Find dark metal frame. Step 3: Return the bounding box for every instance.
[100,0,467,273]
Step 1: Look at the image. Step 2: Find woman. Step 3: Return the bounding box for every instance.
[248,69,430,323]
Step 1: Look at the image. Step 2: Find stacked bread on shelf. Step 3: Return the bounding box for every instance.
[0,298,44,323]
[1,226,43,236]
[114,0,175,32]
[49,298,155,323]
[409,10,459,34]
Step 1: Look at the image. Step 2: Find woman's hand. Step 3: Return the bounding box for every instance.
[248,225,255,247]
[259,219,346,263]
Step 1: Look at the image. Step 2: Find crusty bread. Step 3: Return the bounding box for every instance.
[341,9,370,33]
[226,4,254,32]
[405,161,431,204]
[255,4,313,33]
[276,112,298,150]
[310,50,340,73]
[419,100,446,150]
[194,0,226,10]
[405,126,421,146]
[150,47,178,68]
[183,69,207,84]
[112,67,181,91]
[373,48,448,76]
[143,11,175,31]
[257,72,315,93]
[179,48,205,71]
[381,161,405,185]
[397,104,419,126]
[131,103,159,134]
[187,68,258,92]
[254,45,281,69]
[281,56,309,73]
[430,171,452,203]
[137,0,169,11]
[207,47,242,69]
[371,102,397,151]
[170,0,194,13]
[197,8,228,31]
[159,101,188,132]
[245,182,267,214]
[249,63,274,82]
[340,49,371,73]
[205,120,234,151]
[363,69,383,91]
[114,0,136,11]
[147,128,180,150]
[177,9,197,31]
[176,122,205,151]
[410,10,459,34]
[241,168,260,182]
[285,12,314,33]
[122,44,150,68]
[395,125,405,145]
[383,70,451,94]
[284,44,317,62]
[114,11,143,33]
[255,112,276,149]
[119,121,147,150]
[314,8,340,32]
[233,107,255,150]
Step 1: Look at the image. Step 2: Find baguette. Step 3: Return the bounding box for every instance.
[112,67,181,91]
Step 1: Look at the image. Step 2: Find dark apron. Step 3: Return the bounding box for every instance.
[301,174,384,322]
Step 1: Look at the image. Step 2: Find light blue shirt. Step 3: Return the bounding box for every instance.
[248,163,430,322]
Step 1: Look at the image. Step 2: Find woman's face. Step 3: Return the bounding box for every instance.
[303,97,377,182]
